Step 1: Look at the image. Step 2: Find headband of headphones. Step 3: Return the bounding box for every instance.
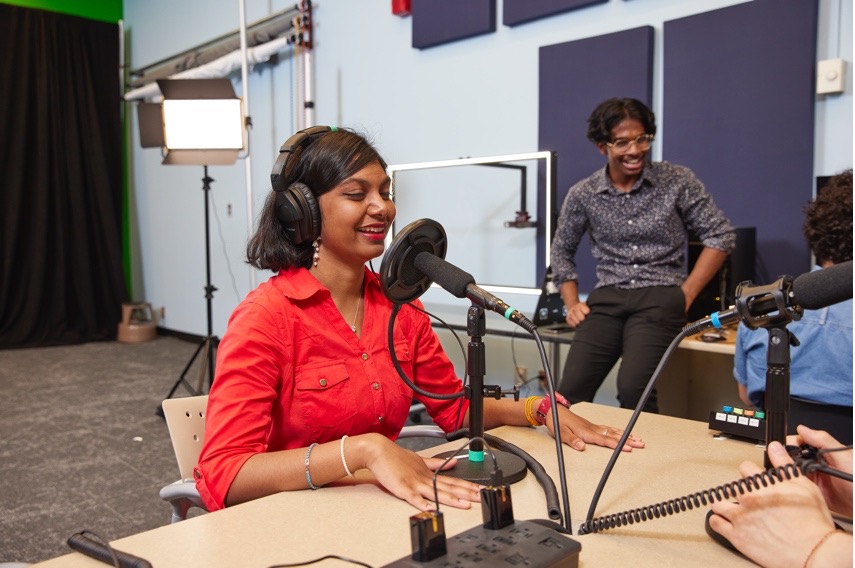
[270,125,338,193]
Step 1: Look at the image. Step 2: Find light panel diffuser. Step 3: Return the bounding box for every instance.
[162,99,244,150]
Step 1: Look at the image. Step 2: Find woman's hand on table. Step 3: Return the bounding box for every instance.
[358,433,482,512]
[545,406,645,452]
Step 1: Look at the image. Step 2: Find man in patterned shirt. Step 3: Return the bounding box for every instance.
[552,98,736,412]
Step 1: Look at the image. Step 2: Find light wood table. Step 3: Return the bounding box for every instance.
[33,403,765,567]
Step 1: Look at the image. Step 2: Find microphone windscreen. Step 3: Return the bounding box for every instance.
[379,218,448,304]
[792,260,853,310]
[413,252,474,299]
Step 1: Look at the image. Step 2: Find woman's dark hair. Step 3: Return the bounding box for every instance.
[586,98,657,144]
[803,169,853,265]
[246,128,387,271]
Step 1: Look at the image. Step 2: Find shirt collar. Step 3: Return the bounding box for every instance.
[273,266,380,300]
[596,162,656,194]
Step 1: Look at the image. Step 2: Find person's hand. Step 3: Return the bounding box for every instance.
[679,282,695,314]
[544,405,645,452]
[790,425,853,517]
[359,433,482,512]
[709,441,843,568]
[565,300,590,327]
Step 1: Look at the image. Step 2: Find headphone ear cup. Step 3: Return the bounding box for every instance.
[275,182,320,246]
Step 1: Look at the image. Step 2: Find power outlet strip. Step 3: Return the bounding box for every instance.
[383,519,581,568]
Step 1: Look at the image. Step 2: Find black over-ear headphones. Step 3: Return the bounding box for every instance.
[270,125,337,246]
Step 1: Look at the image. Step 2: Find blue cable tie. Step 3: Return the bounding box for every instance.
[468,449,485,463]
[710,312,722,328]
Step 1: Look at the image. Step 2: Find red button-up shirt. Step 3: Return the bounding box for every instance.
[195,266,468,510]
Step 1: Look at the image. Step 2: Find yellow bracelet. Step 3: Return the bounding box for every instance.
[804,528,838,568]
[523,396,541,427]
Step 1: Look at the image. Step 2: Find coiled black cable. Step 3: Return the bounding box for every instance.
[578,461,804,535]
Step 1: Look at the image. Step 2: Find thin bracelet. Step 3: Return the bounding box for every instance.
[340,435,354,478]
[304,443,320,490]
[804,528,838,568]
[524,396,540,427]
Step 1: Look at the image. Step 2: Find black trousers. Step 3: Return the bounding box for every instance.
[558,286,686,413]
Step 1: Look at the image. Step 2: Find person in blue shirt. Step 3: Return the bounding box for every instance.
[733,169,852,443]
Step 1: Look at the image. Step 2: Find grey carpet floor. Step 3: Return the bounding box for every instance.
[0,336,205,564]
[0,335,441,564]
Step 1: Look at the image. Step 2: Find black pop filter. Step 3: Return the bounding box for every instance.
[380,218,448,304]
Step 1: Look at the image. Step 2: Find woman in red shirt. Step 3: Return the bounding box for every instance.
[195,126,644,513]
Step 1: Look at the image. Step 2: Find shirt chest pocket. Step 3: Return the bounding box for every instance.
[294,362,358,437]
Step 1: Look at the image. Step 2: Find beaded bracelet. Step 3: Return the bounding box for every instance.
[523,396,541,427]
[304,443,320,490]
[340,435,354,478]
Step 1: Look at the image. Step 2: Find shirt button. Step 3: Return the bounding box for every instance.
[319,378,328,387]
[372,382,380,390]
[361,353,369,361]
[628,220,633,225]
[630,279,636,285]
[377,416,384,422]
[633,264,638,269]
[632,245,638,250]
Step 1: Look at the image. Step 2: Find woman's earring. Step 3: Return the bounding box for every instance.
[312,238,321,267]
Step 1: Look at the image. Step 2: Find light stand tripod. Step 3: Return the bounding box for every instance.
[158,166,218,416]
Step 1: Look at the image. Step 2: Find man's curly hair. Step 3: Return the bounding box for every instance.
[803,169,852,265]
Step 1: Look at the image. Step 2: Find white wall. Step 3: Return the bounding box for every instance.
[122,0,853,352]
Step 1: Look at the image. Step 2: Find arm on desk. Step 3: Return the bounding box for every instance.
[480,398,644,452]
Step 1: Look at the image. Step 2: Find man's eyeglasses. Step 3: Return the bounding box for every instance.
[605,134,654,152]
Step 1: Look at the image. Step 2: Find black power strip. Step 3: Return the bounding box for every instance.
[383,519,581,568]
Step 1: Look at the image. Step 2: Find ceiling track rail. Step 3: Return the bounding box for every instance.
[128,5,307,89]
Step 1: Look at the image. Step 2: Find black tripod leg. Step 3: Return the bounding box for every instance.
[156,337,206,417]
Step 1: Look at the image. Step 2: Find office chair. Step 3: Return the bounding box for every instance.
[160,395,209,523]
[158,395,447,523]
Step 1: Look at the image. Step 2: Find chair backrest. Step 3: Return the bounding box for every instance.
[161,395,209,481]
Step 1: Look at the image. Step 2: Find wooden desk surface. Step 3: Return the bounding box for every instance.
[33,403,764,568]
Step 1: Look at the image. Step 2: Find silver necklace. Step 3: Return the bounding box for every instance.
[349,297,361,333]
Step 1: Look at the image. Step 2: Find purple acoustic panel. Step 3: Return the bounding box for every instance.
[503,0,607,27]
[663,0,818,283]
[538,27,654,292]
[412,0,496,49]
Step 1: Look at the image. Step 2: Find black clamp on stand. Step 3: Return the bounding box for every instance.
[433,304,528,485]
[734,276,803,468]
[157,167,220,417]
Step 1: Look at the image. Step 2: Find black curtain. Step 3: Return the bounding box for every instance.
[0,4,127,349]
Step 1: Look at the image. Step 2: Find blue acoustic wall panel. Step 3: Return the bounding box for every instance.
[503,0,607,27]
[538,26,654,291]
[412,0,496,49]
[664,0,818,283]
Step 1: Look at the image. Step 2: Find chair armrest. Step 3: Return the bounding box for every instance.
[159,480,207,523]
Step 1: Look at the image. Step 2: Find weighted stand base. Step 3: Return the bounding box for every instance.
[433,448,527,485]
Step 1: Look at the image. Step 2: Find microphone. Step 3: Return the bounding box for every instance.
[413,251,537,333]
[683,260,853,336]
[380,218,536,332]
[792,260,853,309]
